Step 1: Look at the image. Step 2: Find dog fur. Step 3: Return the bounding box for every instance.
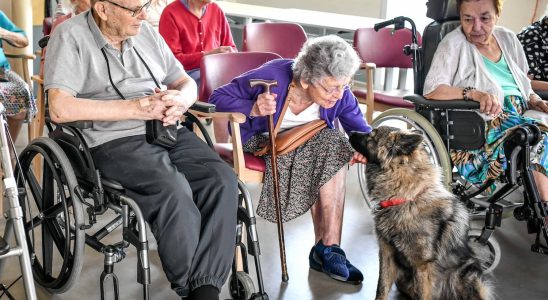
[349,127,493,300]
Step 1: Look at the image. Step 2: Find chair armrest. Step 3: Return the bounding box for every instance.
[5,52,36,60]
[404,94,480,110]
[359,62,376,70]
[31,75,44,85]
[187,108,247,124]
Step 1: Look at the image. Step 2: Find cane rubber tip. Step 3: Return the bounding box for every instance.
[282,274,289,282]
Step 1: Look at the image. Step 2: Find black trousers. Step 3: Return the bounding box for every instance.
[90,128,238,296]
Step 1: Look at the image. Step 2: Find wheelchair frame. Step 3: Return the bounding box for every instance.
[359,16,548,270]
[9,100,268,299]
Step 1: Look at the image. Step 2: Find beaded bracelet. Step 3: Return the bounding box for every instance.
[462,86,475,101]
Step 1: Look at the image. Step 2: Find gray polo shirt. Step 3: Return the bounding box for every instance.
[44,11,185,147]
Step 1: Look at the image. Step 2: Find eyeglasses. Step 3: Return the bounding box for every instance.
[100,0,151,17]
[314,80,352,96]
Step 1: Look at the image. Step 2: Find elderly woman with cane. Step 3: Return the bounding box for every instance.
[210,35,371,284]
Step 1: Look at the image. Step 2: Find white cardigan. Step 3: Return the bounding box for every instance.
[424,25,537,120]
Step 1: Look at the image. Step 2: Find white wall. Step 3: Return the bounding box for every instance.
[230,0,548,33]
[233,0,382,18]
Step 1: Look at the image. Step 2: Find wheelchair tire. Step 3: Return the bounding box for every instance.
[468,229,501,274]
[357,108,452,208]
[229,271,256,300]
[15,137,85,294]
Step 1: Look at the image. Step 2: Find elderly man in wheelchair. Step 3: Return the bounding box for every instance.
[26,0,243,299]
[362,0,548,272]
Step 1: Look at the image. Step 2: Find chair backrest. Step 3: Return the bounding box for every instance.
[242,22,307,59]
[199,51,282,102]
[420,0,460,94]
[353,27,422,91]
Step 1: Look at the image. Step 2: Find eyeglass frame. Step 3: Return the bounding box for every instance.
[314,80,352,96]
[99,0,152,17]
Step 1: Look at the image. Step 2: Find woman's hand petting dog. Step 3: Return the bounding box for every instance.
[349,151,367,166]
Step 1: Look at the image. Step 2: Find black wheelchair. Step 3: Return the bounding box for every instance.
[13,93,268,299]
[357,0,548,273]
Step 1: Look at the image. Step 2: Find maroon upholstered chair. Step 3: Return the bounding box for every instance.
[352,27,422,122]
[197,51,282,182]
[242,22,307,59]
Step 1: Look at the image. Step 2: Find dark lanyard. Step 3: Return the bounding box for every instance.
[100,46,160,100]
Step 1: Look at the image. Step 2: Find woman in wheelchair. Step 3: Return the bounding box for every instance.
[423,0,548,212]
[210,35,370,284]
[0,10,36,147]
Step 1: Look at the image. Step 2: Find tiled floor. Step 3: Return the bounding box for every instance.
[1,126,547,299]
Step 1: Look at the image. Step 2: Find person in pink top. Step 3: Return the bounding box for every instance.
[52,0,91,31]
[159,0,236,87]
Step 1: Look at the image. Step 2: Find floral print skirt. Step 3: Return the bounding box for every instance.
[0,68,36,120]
[243,128,354,223]
[451,95,548,192]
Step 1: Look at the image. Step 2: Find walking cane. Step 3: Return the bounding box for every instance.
[249,79,289,282]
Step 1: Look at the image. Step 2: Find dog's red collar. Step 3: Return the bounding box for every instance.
[378,198,407,209]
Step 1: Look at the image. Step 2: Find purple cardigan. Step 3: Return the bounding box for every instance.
[209,59,372,144]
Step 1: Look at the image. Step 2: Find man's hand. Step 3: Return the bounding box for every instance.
[146,88,195,125]
[250,92,278,117]
[349,151,367,166]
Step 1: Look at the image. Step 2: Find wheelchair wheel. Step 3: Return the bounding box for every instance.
[229,271,256,300]
[357,108,452,208]
[468,229,501,274]
[15,137,85,293]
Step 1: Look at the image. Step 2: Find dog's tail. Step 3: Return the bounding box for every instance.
[442,257,495,300]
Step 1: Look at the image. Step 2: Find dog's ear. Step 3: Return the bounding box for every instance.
[397,132,423,155]
[349,131,369,155]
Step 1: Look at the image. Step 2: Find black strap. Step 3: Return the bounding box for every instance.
[100,46,161,100]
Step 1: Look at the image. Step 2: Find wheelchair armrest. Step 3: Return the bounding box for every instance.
[5,52,36,60]
[60,121,94,129]
[190,102,216,113]
[404,94,480,110]
[536,90,548,100]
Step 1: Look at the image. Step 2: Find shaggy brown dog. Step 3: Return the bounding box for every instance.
[350,127,493,300]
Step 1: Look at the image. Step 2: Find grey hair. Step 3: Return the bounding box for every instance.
[292,35,360,84]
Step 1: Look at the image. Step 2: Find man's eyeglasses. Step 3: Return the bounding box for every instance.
[100,0,152,17]
[315,81,352,96]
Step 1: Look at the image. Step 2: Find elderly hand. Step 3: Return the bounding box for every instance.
[349,151,367,166]
[138,88,195,125]
[529,97,548,113]
[250,92,278,117]
[205,46,236,56]
[159,89,194,125]
[470,90,502,117]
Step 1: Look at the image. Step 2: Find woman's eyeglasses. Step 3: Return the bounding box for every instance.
[101,0,152,17]
[315,81,352,96]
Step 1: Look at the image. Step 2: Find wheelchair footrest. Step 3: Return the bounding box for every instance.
[0,236,9,255]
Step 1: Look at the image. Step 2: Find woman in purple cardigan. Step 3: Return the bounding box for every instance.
[210,35,371,284]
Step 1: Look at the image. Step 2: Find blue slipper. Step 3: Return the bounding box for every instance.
[309,241,349,281]
[346,260,364,284]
